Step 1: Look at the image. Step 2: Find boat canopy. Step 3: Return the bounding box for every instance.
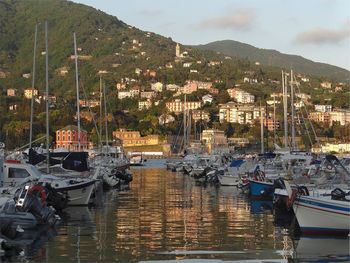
[229,159,245,167]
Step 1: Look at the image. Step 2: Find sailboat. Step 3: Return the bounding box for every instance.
[88,77,132,189]
[18,26,98,206]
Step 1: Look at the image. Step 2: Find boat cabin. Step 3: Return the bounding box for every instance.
[1,161,41,187]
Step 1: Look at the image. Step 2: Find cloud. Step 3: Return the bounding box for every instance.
[138,9,162,16]
[197,8,256,31]
[295,22,350,45]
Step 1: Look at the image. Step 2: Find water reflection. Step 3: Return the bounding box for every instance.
[10,161,349,262]
[249,200,273,214]
[293,237,350,262]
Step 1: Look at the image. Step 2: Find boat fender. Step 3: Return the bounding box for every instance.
[28,185,47,204]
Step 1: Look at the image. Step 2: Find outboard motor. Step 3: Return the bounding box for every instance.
[44,184,69,211]
[206,170,219,185]
[14,185,60,226]
[112,169,133,185]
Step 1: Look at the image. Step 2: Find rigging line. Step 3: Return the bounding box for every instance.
[78,77,102,145]
[297,111,313,149]
[173,119,184,152]
[6,135,46,157]
[297,102,313,148]
[292,87,313,148]
[105,94,120,128]
[29,23,38,148]
[295,82,319,145]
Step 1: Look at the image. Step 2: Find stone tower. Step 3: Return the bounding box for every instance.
[175,43,180,58]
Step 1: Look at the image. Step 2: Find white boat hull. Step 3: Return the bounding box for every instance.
[191,168,204,177]
[293,194,350,235]
[218,175,239,186]
[54,180,96,206]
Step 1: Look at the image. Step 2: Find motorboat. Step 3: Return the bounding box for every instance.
[292,187,350,235]
[1,160,96,206]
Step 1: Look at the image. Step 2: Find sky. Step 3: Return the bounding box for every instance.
[73,0,350,70]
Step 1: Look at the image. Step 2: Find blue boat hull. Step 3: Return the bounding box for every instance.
[249,180,274,200]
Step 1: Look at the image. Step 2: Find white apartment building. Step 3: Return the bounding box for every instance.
[118,91,134,99]
[166,84,180,91]
[315,104,332,112]
[219,102,263,124]
[138,100,152,110]
[330,110,350,125]
[227,88,255,103]
[166,99,202,113]
[140,91,156,99]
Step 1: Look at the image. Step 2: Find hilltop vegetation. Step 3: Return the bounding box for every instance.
[194,40,350,82]
[0,0,349,149]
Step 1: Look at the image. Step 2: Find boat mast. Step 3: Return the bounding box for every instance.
[73,32,81,151]
[282,71,289,149]
[103,81,109,153]
[273,92,276,147]
[265,103,268,151]
[183,94,187,151]
[290,69,296,151]
[29,24,38,149]
[99,76,103,152]
[187,109,191,148]
[260,102,264,154]
[45,21,50,174]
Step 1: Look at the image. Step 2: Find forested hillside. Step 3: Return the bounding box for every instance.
[0,0,348,149]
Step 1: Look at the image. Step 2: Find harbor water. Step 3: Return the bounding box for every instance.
[9,159,350,262]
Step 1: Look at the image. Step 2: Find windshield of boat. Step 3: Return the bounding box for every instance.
[28,165,42,178]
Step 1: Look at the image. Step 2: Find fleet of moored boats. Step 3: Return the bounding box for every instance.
[0,141,349,258]
[166,148,350,236]
[0,143,134,255]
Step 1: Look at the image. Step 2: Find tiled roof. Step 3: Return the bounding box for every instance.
[57,125,87,133]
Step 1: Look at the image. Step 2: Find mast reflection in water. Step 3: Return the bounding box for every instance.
[15,160,349,262]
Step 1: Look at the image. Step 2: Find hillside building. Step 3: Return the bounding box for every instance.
[192,110,210,122]
[112,129,159,147]
[201,129,228,153]
[7,89,16,97]
[24,88,38,99]
[219,102,263,124]
[315,104,332,112]
[166,99,202,113]
[56,125,89,151]
[138,100,152,110]
[227,88,255,103]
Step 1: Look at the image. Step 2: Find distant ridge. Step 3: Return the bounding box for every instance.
[193,40,349,82]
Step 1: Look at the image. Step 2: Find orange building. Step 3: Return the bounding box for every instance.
[263,117,280,132]
[56,125,89,151]
[112,129,159,147]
